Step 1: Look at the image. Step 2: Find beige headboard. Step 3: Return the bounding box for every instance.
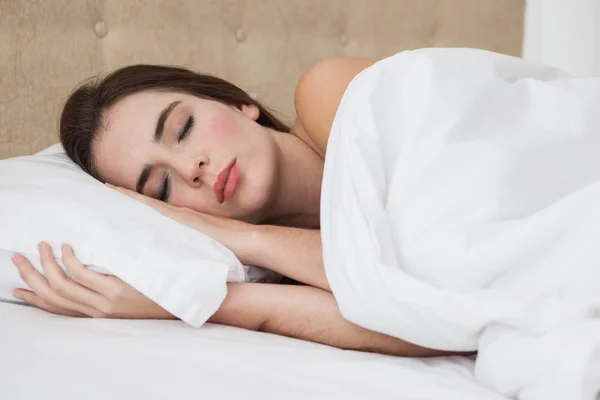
[0,0,524,159]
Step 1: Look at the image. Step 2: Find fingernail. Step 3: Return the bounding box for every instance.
[13,290,22,300]
[11,254,19,264]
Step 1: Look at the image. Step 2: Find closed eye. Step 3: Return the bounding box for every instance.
[158,173,171,202]
[178,115,194,142]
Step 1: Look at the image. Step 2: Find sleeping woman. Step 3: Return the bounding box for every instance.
[11,56,461,358]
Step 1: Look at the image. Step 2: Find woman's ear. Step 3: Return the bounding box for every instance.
[240,104,260,121]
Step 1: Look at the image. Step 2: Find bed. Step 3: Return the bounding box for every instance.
[1,301,507,399]
[0,1,525,398]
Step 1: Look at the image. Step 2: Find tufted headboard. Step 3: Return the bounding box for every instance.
[0,0,525,159]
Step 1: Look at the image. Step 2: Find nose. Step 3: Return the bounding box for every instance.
[173,155,207,188]
[189,161,204,186]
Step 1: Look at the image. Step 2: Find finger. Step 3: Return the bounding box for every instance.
[13,250,104,318]
[61,244,118,302]
[39,243,112,310]
[13,252,52,293]
[39,242,110,315]
[14,289,85,317]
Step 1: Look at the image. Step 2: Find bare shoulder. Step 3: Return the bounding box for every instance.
[291,57,378,157]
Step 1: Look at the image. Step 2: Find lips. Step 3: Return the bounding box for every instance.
[213,159,239,203]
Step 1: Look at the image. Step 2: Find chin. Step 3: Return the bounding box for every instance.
[232,157,278,222]
[235,182,275,222]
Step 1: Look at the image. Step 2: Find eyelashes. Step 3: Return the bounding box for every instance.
[178,115,194,142]
[158,115,194,202]
[159,173,171,202]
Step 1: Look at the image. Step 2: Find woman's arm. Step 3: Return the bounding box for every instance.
[212,282,455,358]
[108,187,330,291]
[244,224,328,291]
[12,245,456,357]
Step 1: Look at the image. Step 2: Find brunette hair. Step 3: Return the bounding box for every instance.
[59,64,290,181]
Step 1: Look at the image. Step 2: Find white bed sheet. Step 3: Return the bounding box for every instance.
[0,302,507,400]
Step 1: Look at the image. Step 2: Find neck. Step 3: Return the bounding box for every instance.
[261,129,323,228]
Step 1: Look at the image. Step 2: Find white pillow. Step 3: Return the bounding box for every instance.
[34,142,64,155]
[0,145,248,326]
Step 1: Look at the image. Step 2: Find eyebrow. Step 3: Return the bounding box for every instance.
[154,100,181,143]
[136,100,181,194]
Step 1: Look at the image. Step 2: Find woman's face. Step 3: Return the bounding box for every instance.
[93,90,280,222]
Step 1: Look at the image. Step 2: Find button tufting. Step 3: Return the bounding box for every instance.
[94,20,108,38]
[235,28,247,43]
[339,34,349,46]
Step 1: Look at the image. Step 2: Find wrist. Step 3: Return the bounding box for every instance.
[236,223,270,266]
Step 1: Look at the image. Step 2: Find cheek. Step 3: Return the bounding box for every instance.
[206,111,240,144]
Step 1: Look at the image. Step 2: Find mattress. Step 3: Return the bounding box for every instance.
[0,301,507,400]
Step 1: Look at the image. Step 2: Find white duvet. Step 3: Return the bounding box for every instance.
[320,48,600,400]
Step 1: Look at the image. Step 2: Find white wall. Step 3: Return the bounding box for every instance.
[523,0,600,76]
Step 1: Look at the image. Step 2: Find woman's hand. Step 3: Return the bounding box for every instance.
[108,184,258,264]
[11,242,174,320]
